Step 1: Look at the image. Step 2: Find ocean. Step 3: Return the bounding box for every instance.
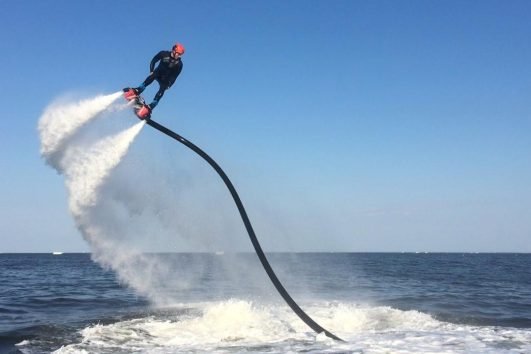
[1,253,530,353]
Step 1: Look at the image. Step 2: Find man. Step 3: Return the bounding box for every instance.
[124,43,185,117]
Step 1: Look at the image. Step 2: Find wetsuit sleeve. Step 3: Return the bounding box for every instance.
[149,51,165,72]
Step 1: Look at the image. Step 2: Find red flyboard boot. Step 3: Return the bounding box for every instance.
[136,104,151,120]
[123,88,138,101]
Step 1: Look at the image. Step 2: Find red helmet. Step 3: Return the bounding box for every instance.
[172,43,185,55]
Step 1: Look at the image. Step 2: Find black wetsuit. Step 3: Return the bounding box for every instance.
[138,51,183,107]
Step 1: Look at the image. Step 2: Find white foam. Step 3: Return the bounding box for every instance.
[52,301,531,353]
[15,340,31,346]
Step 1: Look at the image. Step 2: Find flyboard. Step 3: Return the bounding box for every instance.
[122,90,344,342]
[123,88,152,120]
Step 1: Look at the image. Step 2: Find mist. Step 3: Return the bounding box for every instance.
[37,92,279,305]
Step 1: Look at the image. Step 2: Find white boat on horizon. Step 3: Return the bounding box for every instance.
[52,252,63,255]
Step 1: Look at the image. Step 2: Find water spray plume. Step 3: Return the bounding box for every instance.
[61,122,144,216]
[37,91,169,301]
[38,92,123,163]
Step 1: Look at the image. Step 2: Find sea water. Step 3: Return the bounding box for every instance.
[1,252,530,353]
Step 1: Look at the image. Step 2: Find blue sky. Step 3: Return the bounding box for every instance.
[0,1,530,252]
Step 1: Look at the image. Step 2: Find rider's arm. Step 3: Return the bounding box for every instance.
[149,51,165,72]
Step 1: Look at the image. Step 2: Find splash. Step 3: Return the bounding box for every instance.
[49,300,531,353]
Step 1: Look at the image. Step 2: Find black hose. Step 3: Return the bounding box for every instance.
[145,119,344,342]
